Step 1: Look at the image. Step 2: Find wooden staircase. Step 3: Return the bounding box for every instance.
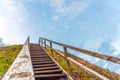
[30,43,67,80]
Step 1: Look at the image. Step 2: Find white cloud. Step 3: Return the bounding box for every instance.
[111,2,120,51]
[56,30,61,33]
[112,51,120,56]
[0,0,26,22]
[49,26,55,30]
[52,15,59,22]
[111,22,120,51]
[50,0,65,13]
[64,25,70,29]
[50,0,92,20]
[0,0,26,44]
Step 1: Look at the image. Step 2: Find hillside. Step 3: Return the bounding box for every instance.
[0,44,120,80]
[45,47,120,80]
[0,38,4,47]
[0,45,23,79]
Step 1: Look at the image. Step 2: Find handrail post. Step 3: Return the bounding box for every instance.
[38,37,40,45]
[40,38,41,46]
[41,38,44,46]
[63,47,73,79]
[28,36,29,44]
[44,38,46,49]
[39,37,42,46]
[28,36,30,49]
[40,38,43,47]
[40,38,42,46]
[50,41,53,56]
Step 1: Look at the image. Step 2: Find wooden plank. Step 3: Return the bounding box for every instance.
[40,38,120,64]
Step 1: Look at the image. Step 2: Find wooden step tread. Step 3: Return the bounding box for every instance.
[30,53,46,54]
[32,61,54,65]
[35,73,66,78]
[33,63,56,68]
[31,57,51,60]
[31,56,50,58]
[32,59,53,62]
[34,69,62,74]
[32,55,49,58]
[30,44,67,80]
[33,66,59,71]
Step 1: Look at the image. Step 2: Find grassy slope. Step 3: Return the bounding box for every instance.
[68,53,120,80]
[45,47,120,80]
[46,48,100,80]
[0,45,22,78]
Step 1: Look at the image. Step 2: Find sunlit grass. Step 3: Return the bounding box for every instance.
[45,47,120,80]
[68,53,120,80]
[0,45,22,78]
[45,47,100,80]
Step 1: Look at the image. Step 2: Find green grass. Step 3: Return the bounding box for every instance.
[0,45,23,78]
[45,47,120,80]
[45,47,100,80]
[68,53,120,80]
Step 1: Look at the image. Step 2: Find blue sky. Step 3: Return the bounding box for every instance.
[0,0,120,74]
[0,0,120,51]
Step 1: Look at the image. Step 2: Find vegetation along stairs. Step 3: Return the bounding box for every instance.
[1,37,120,80]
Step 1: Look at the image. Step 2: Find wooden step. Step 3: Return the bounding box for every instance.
[32,61,54,65]
[31,54,47,56]
[31,51,46,55]
[33,66,59,71]
[31,55,48,57]
[31,57,50,60]
[31,56,50,58]
[32,59,53,62]
[35,73,66,79]
[34,69,62,74]
[30,52,45,53]
[30,44,67,80]
[30,50,44,52]
[33,63,56,68]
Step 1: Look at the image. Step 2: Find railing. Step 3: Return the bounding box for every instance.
[25,36,30,49]
[39,37,120,64]
[39,37,120,80]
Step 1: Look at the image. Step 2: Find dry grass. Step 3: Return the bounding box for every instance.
[0,45,22,78]
[46,47,100,80]
[45,47,120,80]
